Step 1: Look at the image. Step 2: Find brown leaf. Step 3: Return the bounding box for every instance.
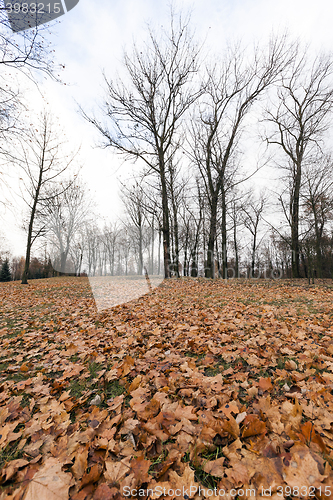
[222,416,240,438]
[0,458,29,483]
[258,377,273,391]
[72,448,88,480]
[104,457,131,483]
[129,456,151,484]
[241,416,266,438]
[93,483,115,500]
[23,457,72,500]
[81,463,102,487]
[283,449,327,487]
[203,457,225,478]
[136,398,160,420]
[226,461,249,487]
[168,464,198,498]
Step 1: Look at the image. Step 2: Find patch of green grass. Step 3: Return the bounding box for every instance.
[69,354,79,363]
[185,351,205,360]
[204,367,220,377]
[277,356,286,370]
[184,447,226,490]
[70,378,88,399]
[88,362,104,378]
[105,379,125,399]
[0,441,24,471]
[21,393,32,408]
[6,372,30,382]
[0,361,9,372]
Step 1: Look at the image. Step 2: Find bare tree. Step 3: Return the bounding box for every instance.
[83,10,201,278]
[189,36,293,278]
[266,48,333,277]
[302,154,333,277]
[241,190,267,278]
[17,111,75,284]
[41,179,90,274]
[120,181,147,275]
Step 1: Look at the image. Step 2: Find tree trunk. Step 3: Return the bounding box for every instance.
[21,163,44,284]
[291,163,302,278]
[233,219,239,278]
[206,194,218,279]
[160,166,171,279]
[221,188,227,279]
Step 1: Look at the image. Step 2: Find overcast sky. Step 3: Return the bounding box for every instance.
[2,0,333,256]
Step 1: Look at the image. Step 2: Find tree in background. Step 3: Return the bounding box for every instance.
[0,257,11,281]
[266,48,333,278]
[41,178,90,274]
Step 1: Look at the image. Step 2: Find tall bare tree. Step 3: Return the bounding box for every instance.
[83,10,201,278]
[17,111,75,284]
[266,49,333,278]
[302,154,333,277]
[241,190,267,278]
[189,36,293,278]
[120,181,147,275]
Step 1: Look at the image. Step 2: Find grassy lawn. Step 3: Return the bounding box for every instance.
[1,276,333,498]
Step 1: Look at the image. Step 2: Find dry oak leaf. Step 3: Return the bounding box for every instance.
[80,463,102,487]
[222,415,240,438]
[222,438,243,462]
[225,461,249,487]
[119,418,140,435]
[120,355,135,377]
[0,422,18,447]
[220,402,239,418]
[93,483,115,500]
[203,457,225,478]
[265,407,284,435]
[247,386,258,398]
[129,456,151,484]
[258,377,273,392]
[173,404,197,421]
[104,456,131,483]
[0,458,29,483]
[283,449,327,488]
[280,399,302,432]
[299,421,327,453]
[285,359,298,371]
[128,375,142,393]
[71,447,88,480]
[0,408,9,426]
[136,398,160,421]
[168,463,198,498]
[23,457,72,500]
[143,421,169,441]
[241,415,267,438]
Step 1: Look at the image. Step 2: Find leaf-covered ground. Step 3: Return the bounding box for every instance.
[1,277,333,499]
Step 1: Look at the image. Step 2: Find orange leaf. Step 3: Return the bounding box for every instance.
[242,416,266,438]
[258,377,273,391]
